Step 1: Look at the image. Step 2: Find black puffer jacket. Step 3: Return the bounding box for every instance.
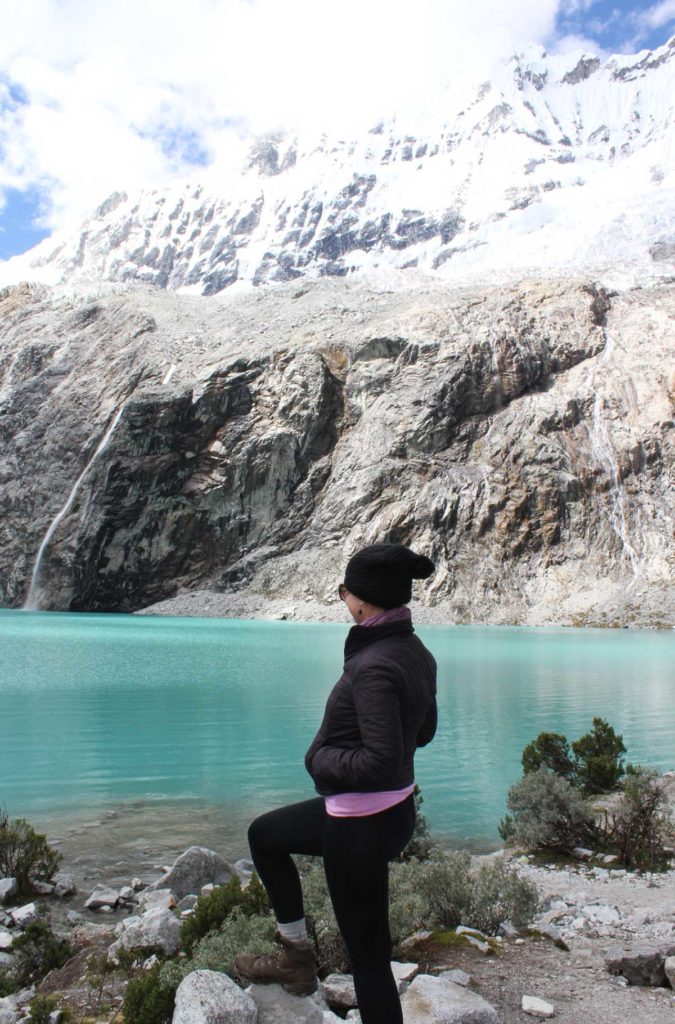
[304,619,437,795]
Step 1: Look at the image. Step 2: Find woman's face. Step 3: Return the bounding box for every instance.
[338,583,364,623]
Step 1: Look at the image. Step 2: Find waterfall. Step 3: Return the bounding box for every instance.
[582,331,640,577]
[23,405,126,611]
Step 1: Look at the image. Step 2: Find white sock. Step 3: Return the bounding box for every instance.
[277,918,308,943]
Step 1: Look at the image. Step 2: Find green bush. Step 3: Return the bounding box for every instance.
[123,962,177,1024]
[502,766,595,853]
[598,767,673,870]
[0,968,15,997]
[572,718,626,794]
[11,921,73,987]
[397,786,436,862]
[522,732,575,779]
[26,994,72,1024]
[0,810,61,894]
[164,912,277,990]
[181,873,269,952]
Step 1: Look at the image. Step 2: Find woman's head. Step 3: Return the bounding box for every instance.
[341,543,435,613]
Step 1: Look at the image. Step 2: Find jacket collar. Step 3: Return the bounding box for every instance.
[344,618,414,661]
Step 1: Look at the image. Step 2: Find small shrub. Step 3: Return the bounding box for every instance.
[123,962,177,1024]
[0,968,15,997]
[301,864,349,974]
[181,873,269,952]
[503,766,595,853]
[398,786,436,862]
[467,858,540,933]
[27,994,72,1024]
[522,732,575,779]
[572,717,626,794]
[11,921,73,987]
[599,767,673,870]
[0,810,61,894]
[172,912,276,983]
[414,850,473,930]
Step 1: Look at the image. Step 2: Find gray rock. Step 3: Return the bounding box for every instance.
[132,878,144,891]
[522,995,555,1017]
[52,873,76,898]
[172,970,256,1023]
[438,970,473,987]
[0,998,19,1024]
[0,953,14,968]
[118,886,136,902]
[605,942,675,986]
[321,974,356,1010]
[10,904,37,927]
[108,906,181,959]
[581,904,620,925]
[85,886,119,911]
[665,956,675,988]
[248,982,324,1023]
[0,931,13,951]
[498,921,520,940]
[0,880,18,906]
[401,974,501,1023]
[32,881,54,896]
[137,888,176,912]
[66,911,83,927]
[572,848,593,861]
[147,847,232,900]
[177,894,199,912]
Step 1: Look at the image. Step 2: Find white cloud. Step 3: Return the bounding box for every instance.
[1,0,571,233]
[640,0,675,29]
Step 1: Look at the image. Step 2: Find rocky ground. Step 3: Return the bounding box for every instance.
[2,844,674,1023]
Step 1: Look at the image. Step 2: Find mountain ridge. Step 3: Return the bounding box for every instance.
[1,37,673,295]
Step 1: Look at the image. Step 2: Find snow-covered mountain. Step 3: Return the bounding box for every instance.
[2,37,671,292]
[2,39,674,294]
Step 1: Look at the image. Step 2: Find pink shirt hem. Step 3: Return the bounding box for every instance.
[325,784,415,818]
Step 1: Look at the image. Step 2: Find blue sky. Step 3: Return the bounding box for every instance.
[0,0,673,262]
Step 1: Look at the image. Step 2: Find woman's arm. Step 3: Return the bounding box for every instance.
[308,665,404,791]
[416,697,437,747]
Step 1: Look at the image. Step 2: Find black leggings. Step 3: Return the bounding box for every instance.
[247,794,415,1024]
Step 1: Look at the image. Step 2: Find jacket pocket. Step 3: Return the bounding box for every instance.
[304,732,325,777]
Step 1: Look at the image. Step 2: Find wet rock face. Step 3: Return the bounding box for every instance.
[0,277,673,625]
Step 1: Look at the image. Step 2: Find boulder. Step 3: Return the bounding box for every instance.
[177,895,199,913]
[605,943,675,986]
[148,847,232,900]
[522,995,555,1017]
[572,848,593,861]
[0,880,18,906]
[401,974,501,1023]
[10,903,37,927]
[0,998,19,1024]
[581,904,620,926]
[498,921,519,940]
[665,956,675,988]
[321,962,417,1009]
[108,906,181,959]
[172,970,257,1023]
[0,931,13,951]
[85,885,119,911]
[119,886,136,903]
[52,873,76,898]
[0,953,14,968]
[138,888,176,912]
[321,974,356,1010]
[247,982,324,1023]
[32,881,55,896]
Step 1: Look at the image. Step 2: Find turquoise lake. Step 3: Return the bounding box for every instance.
[1,610,673,855]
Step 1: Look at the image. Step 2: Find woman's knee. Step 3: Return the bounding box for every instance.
[247,812,276,857]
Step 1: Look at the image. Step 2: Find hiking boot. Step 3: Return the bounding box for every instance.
[234,930,318,995]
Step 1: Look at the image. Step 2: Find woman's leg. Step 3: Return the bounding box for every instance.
[247,796,326,923]
[322,796,416,1024]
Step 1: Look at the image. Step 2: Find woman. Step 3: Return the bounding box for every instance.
[235,543,437,1024]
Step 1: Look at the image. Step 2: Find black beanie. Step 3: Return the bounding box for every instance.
[344,543,435,609]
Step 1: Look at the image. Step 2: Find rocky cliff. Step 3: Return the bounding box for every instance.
[1,276,672,626]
